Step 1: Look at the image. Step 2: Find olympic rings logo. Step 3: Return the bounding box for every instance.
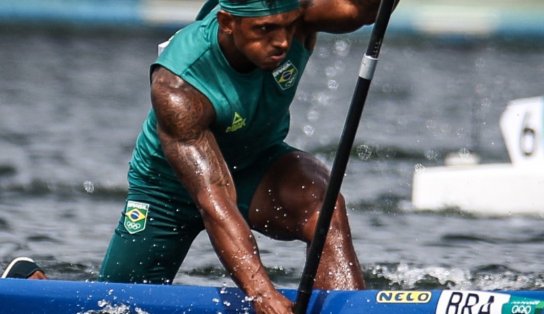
[511,305,533,314]
[125,222,142,229]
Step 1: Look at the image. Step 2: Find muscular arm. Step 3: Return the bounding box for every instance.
[300,0,382,34]
[150,66,287,308]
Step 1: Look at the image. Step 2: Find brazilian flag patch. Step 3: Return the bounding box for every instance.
[273,60,298,90]
[123,201,149,234]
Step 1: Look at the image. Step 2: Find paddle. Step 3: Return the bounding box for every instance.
[294,0,396,313]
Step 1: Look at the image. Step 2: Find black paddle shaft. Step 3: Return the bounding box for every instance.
[294,0,396,313]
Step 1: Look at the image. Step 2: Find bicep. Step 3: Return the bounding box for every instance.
[151,67,211,139]
[150,67,236,207]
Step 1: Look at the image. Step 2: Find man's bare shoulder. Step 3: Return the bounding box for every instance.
[150,66,215,138]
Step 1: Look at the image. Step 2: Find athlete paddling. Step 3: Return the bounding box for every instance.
[99,0,382,313]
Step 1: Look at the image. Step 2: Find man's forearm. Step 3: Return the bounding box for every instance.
[301,0,382,33]
[199,198,277,299]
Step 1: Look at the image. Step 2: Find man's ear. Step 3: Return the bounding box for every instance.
[217,11,235,35]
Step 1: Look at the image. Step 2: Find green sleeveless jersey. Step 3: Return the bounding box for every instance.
[129,7,311,195]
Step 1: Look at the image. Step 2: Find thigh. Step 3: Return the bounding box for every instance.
[248,150,335,241]
[233,142,297,219]
[99,198,203,284]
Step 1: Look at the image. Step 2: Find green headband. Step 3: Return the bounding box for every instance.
[219,0,300,17]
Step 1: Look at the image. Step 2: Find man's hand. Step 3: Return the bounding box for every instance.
[252,290,294,314]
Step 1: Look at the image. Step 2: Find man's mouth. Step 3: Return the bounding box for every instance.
[269,52,286,63]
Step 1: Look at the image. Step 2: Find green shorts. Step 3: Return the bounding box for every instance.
[99,142,296,284]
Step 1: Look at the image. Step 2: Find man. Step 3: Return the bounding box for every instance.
[99,0,381,312]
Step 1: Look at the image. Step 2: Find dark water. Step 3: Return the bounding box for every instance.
[1,25,544,291]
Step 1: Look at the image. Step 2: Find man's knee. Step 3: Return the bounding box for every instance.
[300,193,349,242]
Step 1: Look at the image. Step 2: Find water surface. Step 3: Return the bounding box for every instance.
[1,26,543,290]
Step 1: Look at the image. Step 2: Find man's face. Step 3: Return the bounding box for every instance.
[230,10,301,70]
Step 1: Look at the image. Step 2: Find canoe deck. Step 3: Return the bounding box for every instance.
[1,279,544,313]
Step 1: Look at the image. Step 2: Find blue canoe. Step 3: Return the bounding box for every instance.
[1,279,544,313]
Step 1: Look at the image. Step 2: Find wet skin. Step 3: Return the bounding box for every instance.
[152,0,383,313]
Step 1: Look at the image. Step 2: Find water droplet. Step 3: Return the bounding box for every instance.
[306,109,319,122]
[356,145,372,160]
[317,46,330,58]
[303,125,315,136]
[327,79,339,90]
[424,149,439,161]
[83,180,95,193]
[325,66,337,77]
[425,119,436,130]
[334,39,351,57]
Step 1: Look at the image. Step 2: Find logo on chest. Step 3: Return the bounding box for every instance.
[273,60,298,90]
[226,112,246,133]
